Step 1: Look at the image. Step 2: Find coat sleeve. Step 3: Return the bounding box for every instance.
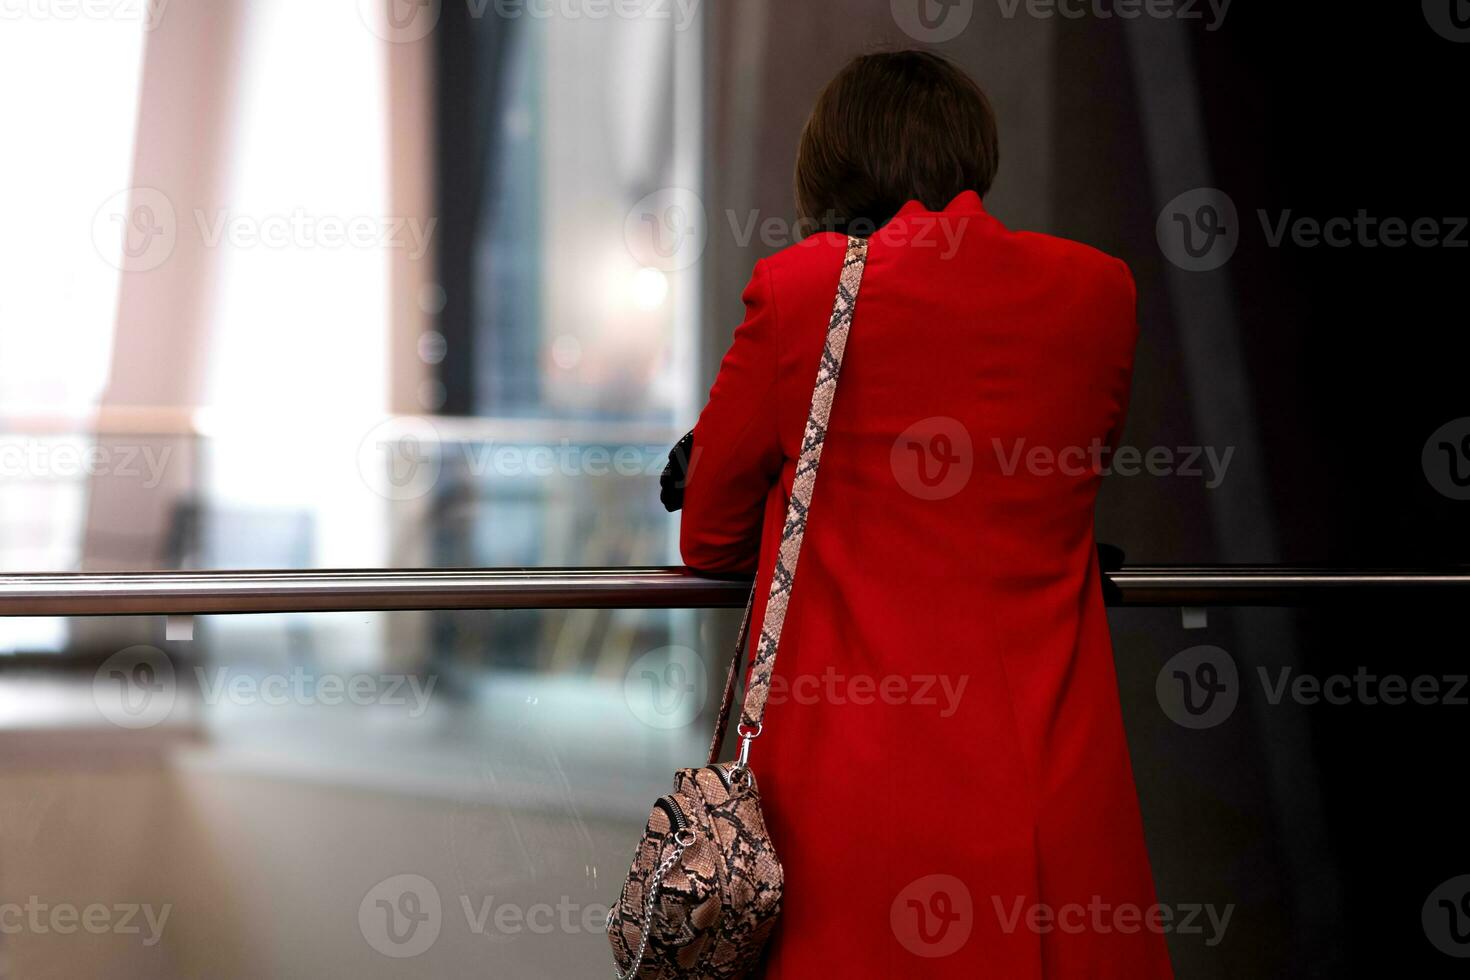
[679,259,784,573]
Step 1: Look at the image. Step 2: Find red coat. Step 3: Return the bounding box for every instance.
[681,191,1173,978]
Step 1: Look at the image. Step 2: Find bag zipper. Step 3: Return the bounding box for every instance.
[709,764,735,792]
[654,795,689,835]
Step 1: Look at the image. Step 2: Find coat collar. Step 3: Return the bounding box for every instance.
[893,189,987,220]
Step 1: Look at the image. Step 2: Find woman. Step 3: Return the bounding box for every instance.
[675,52,1173,977]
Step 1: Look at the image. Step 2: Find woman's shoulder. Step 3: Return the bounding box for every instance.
[1009,229,1135,293]
[759,230,851,275]
[746,231,851,306]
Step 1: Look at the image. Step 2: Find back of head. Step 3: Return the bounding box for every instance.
[795,50,1000,237]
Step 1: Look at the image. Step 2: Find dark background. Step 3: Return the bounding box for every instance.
[436,3,1469,975]
[696,4,1468,977]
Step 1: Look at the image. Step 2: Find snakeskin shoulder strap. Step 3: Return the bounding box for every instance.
[708,234,870,766]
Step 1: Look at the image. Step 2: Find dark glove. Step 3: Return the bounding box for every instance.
[660,430,695,512]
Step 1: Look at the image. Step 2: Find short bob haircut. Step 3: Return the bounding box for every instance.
[795,51,999,237]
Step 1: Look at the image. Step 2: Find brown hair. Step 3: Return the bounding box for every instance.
[794,51,999,236]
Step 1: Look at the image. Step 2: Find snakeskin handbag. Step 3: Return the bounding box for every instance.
[607,236,870,979]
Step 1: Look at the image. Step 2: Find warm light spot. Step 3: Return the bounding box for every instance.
[630,266,669,311]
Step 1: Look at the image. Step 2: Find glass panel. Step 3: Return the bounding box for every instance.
[0,606,703,976]
[0,3,700,578]
[2,603,1464,975]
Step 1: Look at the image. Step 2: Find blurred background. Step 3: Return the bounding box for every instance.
[0,0,1467,976]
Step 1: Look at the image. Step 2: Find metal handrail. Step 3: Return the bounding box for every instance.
[0,566,1466,616]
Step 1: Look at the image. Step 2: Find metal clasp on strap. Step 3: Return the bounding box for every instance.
[736,721,761,769]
